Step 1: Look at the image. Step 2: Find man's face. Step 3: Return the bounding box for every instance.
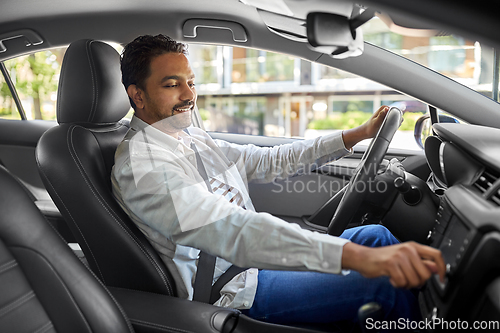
[137,52,197,133]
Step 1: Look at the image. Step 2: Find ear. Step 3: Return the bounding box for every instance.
[127,84,145,110]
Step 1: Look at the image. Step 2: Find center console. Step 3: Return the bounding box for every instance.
[419,185,500,329]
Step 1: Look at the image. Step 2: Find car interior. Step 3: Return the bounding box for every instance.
[1,0,500,332]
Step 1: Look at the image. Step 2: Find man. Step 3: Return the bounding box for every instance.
[112,34,445,327]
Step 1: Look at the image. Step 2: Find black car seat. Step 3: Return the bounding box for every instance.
[36,39,176,296]
[0,164,134,332]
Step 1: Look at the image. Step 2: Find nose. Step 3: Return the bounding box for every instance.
[180,82,196,102]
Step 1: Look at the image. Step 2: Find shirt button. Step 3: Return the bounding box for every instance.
[321,262,329,269]
[281,258,287,264]
[188,156,193,160]
[249,270,254,274]
[243,301,250,307]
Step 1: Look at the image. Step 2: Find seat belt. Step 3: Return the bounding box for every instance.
[189,140,217,303]
[188,135,247,304]
[193,252,217,303]
[209,264,246,304]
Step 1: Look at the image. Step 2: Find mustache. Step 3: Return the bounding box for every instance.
[171,101,194,116]
[173,101,194,110]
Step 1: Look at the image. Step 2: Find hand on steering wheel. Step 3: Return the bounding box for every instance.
[327,107,403,236]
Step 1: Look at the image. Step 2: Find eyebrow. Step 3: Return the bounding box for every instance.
[160,74,195,83]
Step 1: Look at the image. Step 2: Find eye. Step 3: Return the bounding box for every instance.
[164,84,178,88]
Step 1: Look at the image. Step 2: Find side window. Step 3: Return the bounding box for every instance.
[1,43,128,122]
[189,44,425,150]
[1,48,66,121]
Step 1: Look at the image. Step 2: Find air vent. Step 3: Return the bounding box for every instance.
[474,170,498,194]
[474,169,500,206]
[490,189,500,206]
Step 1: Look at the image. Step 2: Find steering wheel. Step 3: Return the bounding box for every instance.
[327,107,403,236]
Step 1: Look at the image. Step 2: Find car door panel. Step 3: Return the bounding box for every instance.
[0,119,75,241]
[0,119,56,192]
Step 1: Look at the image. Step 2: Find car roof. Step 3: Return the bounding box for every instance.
[1,0,499,127]
[1,0,499,56]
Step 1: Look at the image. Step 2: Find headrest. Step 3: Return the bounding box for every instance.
[57,39,130,125]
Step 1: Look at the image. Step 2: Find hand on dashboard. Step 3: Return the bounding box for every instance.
[342,241,446,289]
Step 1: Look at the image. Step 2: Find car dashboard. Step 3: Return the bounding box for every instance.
[420,123,500,328]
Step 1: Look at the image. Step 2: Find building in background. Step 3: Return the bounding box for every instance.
[188,17,495,139]
[1,17,495,144]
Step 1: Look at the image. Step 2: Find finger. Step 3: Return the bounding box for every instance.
[399,254,426,288]
[374,105,388,118]
[387,261,408,288]
[407,254,434,287]
[422,260,438,275]
[416,245,446,282]
[396,245,433,287]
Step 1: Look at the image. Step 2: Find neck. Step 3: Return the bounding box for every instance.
[135,113,183,139]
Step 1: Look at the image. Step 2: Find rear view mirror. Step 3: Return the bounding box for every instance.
[306,9,374,58]
[307,13,353,55]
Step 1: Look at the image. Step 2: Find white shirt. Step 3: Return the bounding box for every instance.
[112,116,352,309]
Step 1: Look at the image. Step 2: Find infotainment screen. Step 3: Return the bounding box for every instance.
[438,215,470,275]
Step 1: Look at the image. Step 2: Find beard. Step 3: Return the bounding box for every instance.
[152,110,192,135]
[168,101,194,130]
[145,94,194,134]
[166,110,192,130]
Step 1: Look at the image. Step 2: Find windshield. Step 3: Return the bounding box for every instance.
[362,17,497,99]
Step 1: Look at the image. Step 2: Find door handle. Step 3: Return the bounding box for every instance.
[183,19,248,43]
[0,29,44,53]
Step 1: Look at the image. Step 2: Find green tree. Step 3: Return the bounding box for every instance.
[4,49,62,120]
[0,75,13,116]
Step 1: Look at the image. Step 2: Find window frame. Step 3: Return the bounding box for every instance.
[0,61,26,120]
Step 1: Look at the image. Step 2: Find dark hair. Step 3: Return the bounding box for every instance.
[120,34,188,110]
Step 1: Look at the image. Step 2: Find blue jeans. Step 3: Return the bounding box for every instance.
[242,225,420,328]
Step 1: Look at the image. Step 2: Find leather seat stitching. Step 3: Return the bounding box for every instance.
[0,291,35,318]
[59,126,106,282]
[11,246,93,332]
[0,259,17,274]
[33,321,54,333]
[76,260,135,332]
[85,40,98,123]
[68,124,173,294]
[36,132,104,282]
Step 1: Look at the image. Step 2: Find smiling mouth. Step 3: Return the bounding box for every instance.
[172,105,193,114]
